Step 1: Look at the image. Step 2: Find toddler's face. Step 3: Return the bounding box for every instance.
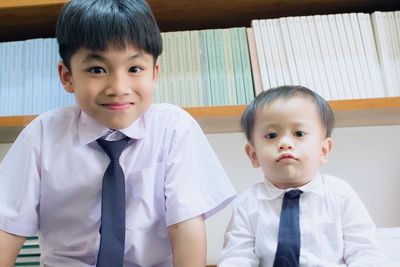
[245,96,332,189]
[59,44,158,129]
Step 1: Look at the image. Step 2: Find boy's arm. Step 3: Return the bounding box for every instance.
[218,195,259,267]
[0,230,26,267]
[168,215,206,267]
[342,188,385,266]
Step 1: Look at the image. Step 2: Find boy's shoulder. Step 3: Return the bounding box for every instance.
[319,173,357,197]
[233,182,266,207]
[22,106,80,134]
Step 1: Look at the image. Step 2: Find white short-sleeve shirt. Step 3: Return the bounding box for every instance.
[0,103,236,266]
[218,173,384,267]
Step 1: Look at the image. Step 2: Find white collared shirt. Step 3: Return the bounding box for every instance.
[0,103,236,267]
[218,173,384,267]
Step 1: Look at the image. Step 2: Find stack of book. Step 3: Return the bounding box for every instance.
[250,11,400,99]
[154,27,255,107]
[15,236,40,266]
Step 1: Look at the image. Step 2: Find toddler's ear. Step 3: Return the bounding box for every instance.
[58,62,74,93]
[321,137,333,163]
[245,143,260,168]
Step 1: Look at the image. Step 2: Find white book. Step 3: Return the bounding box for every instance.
[260,19,278,87]
[273,19,291,85]
[286,17,308,88]
[16,41,25,115]
[190,30,204,106]
[321,15,348,100]
[371,11,397,96]
[174,31,187,106]
[182,31,195,106]
[329,14,355,99]
[1,42,11,115]
[165,32,176,104]
[394,11,400,90]
[42,38,53,112]
[279,17,300,85]
[222,28,237,105]
[306,16,332,100]
[387,12,400,96]
[50,38,60,110]
[314,15,342,100]
[300,16,325,97]
[0,42,10,115]
[341,13,368,98]
[357,13,386,97]
[199,30,212,106]
[9,41,18,115]
[214,28,229,105]
[251,19,270,90]
[153,33,163,104]
[293,16,316,89]
[335,14,362,99]
[32,38,44,114]
[347,13,375,98]
[265,19,285,86]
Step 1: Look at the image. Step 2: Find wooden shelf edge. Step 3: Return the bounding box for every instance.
[0,97,400,142]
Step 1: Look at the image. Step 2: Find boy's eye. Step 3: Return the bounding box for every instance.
[129,66,142,73]
[294,131,306,137]
[89,67,106,74]
[265,132,278,139]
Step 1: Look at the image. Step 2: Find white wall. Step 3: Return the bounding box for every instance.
[1,125,400,264]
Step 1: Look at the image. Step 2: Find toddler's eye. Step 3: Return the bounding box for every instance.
[89,67,105,74]
[129,66,142,73]
[294,131,306,137]
[265,132,278,139]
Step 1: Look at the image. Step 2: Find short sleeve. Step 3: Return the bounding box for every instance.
[218,193,259,267]
[163,109,236,226]
[0,120,42,236]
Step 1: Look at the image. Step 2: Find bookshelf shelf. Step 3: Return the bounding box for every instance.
[1,97,400,143]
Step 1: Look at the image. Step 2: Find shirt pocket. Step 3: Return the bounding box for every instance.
[319,221,344,261]
[125,163,166,230]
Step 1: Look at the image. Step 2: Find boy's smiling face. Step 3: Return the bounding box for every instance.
[59,44,159,130]
[245,96,333,189]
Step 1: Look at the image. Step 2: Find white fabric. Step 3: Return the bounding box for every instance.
[218,173,384,267]
[0,103,236,267]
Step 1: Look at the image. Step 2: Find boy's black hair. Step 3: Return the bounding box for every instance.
[56,0,163,70]
[241,85,335,142]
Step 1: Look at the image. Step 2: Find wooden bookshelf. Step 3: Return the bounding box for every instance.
[1,0,399,41]
[1,97,400,143]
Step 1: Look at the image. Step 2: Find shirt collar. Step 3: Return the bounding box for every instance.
[258,173,326,200]
[78,108,149,145]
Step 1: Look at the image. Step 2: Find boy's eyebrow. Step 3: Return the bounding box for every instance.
[82,51,145,63]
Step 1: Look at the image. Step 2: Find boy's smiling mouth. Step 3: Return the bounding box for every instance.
[102,102,133,110]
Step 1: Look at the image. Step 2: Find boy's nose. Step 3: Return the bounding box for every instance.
[105,74,131,96]
[278,136,293,150]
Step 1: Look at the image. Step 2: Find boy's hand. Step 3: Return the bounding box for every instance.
[0,230,25,267]
[168,215,206,267]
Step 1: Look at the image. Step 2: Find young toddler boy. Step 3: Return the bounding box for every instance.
[218,85,383,266]
[0,0,235,266]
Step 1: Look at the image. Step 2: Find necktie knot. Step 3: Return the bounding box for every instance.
[97,137,130,161]
[285,189,303,199]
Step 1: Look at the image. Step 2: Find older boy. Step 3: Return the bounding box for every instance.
[218,86,383,266]
[0,0,235,266]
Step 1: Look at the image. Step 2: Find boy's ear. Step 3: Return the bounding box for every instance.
[245,143,260,168]
[321,137,333,163]
[58,62,74,93]
[153,61,160,82]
